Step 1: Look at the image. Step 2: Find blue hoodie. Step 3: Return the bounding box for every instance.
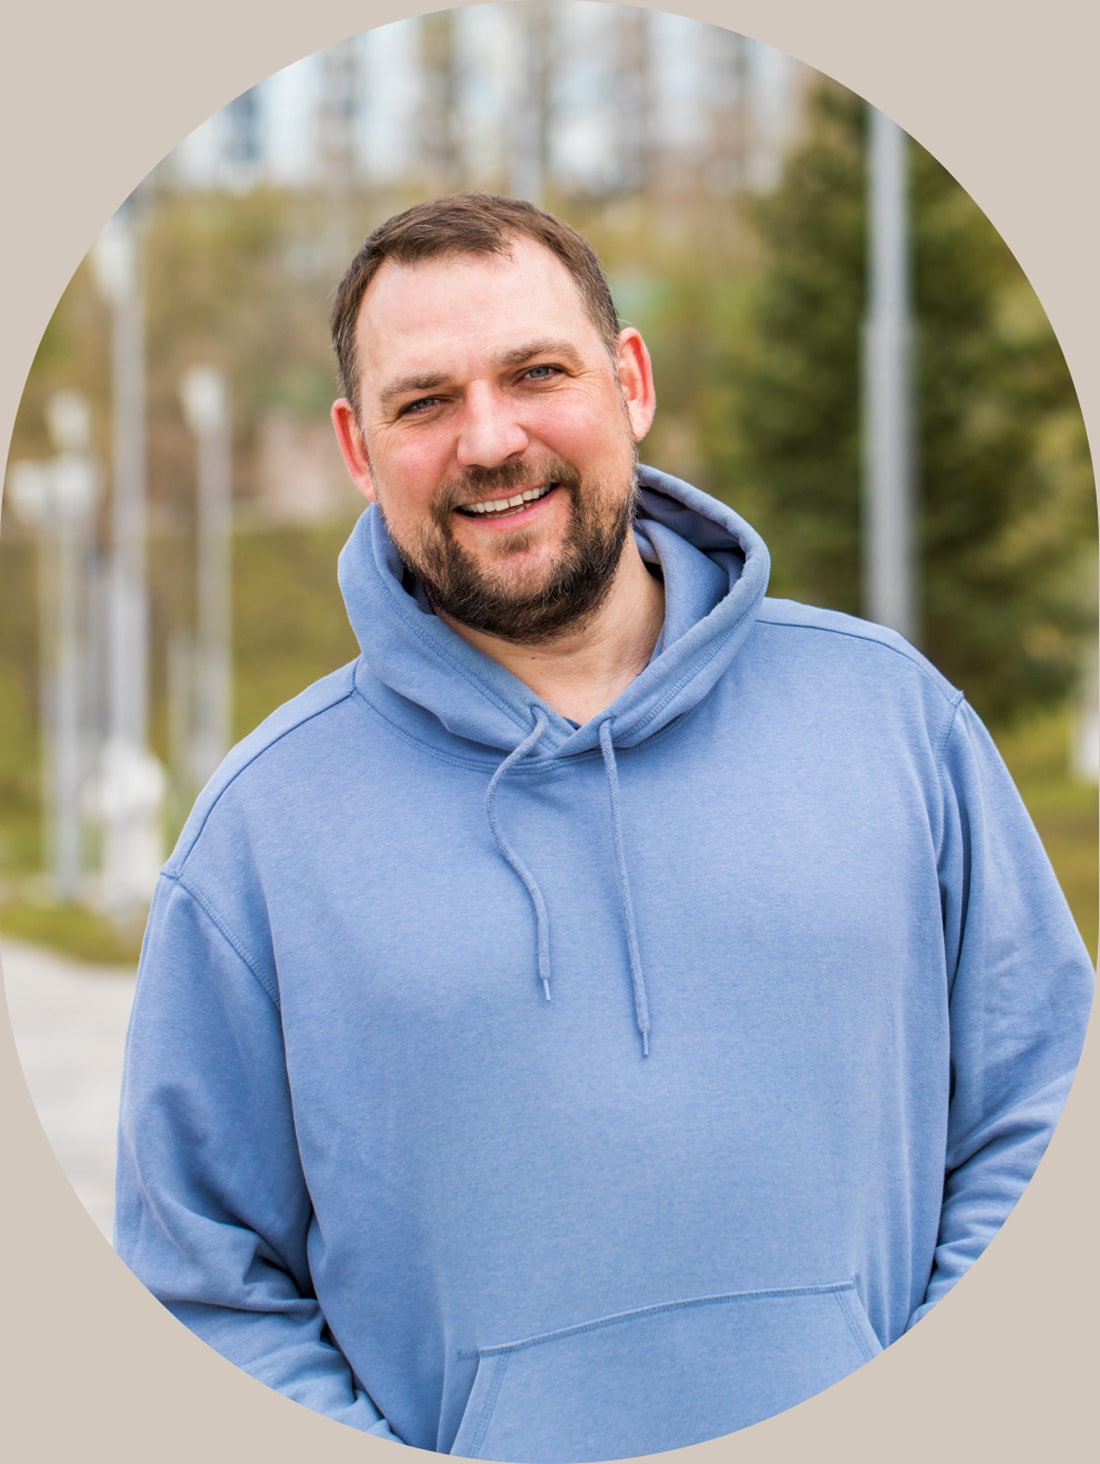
[116,468,1094,1461]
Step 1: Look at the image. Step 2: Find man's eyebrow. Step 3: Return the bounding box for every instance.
[378,372,450,412]
[490,338,585,368]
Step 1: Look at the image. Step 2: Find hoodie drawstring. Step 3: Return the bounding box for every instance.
[484,708,553,1001]
[484,708,652,1057]
[599,718,651,1057]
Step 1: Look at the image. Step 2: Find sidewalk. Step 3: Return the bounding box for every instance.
[1,937,136,1240]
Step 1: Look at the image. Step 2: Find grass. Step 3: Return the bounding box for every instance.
[1,894,146,967]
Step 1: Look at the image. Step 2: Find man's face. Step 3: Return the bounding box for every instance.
[331,237,655,642]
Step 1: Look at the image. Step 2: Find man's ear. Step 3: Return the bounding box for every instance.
[331,399,377,503]
[615,328,657,444]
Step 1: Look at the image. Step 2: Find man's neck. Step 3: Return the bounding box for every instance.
[436,541,665,726]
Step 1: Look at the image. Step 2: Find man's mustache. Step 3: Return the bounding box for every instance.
[432,458,581,519]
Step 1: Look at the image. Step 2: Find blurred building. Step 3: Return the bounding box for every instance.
[163,6,805,201]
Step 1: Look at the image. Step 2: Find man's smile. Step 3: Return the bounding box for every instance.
[454,482,558,518]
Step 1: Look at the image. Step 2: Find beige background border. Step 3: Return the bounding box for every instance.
[1,2,1096,1459]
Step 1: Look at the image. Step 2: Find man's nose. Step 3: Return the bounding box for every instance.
[455,384,529,468]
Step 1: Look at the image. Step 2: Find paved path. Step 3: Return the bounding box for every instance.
[1,937,136,1240]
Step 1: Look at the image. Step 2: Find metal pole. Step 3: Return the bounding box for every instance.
[92,207,161,918]
[7,461,57,889]
[180,365,232,786]
[167,629,195,803]
[862,106,917,642]
[50,453,96,900]
[83,549,108,846]
[109,216,148,755]
[54,497,79,898]
[509,1,548,203]
[46,392,98,902]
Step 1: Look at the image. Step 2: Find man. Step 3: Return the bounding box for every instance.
[116,194,1093,1462]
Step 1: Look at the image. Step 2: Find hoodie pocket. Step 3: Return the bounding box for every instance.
[450,1281,882,1463]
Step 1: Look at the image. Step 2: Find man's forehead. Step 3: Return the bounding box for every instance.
[353,239,602,388]
[356,238,587,330]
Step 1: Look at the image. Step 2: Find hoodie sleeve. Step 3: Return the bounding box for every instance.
[115,874,401,1440]
[906,699,1094,1329]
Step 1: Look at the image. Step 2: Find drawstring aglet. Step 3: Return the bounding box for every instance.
[641,1030,650,1058]
[542,978,551,1002]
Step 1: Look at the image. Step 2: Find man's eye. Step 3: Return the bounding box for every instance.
[401,396,443,416]
[524,365,560,381]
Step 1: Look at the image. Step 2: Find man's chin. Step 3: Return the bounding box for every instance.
[430,576,588,644]
[456,536,564,592]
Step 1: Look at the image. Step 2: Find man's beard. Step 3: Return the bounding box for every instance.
[383,455,640,645]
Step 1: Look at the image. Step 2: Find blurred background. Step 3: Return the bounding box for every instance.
[0,3,1095,1235]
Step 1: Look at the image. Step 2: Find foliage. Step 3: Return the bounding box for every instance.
[995,708,1098,961]
[700,82,1097,727]
[230,518,361,745]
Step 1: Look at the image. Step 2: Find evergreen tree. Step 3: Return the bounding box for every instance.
[701,80,1095,726]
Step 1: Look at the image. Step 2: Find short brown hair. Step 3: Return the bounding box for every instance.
[330,193,621,414]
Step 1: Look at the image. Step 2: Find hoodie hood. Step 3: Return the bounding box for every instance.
[338,465,770,758]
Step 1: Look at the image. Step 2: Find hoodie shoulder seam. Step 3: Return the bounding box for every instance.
[931,696,967,868]
[171,665,358,869]
[160,870,280,1009]
[755,606,964,712]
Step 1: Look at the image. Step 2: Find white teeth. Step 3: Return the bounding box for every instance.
[462,484,553,516]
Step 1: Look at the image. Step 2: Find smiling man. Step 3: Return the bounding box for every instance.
[116,194,1093,1462]
[329,221,665,721]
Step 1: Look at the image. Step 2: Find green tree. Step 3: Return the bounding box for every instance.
[701,81,1095,727]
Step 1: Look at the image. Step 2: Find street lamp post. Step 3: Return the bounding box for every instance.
[91,207,164,919]
[8,460,60,894]
[179,365,233,788]
[509,2,550,205]
[46,393,98,901]
[863,106,918,643]
[7,405,98,902]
